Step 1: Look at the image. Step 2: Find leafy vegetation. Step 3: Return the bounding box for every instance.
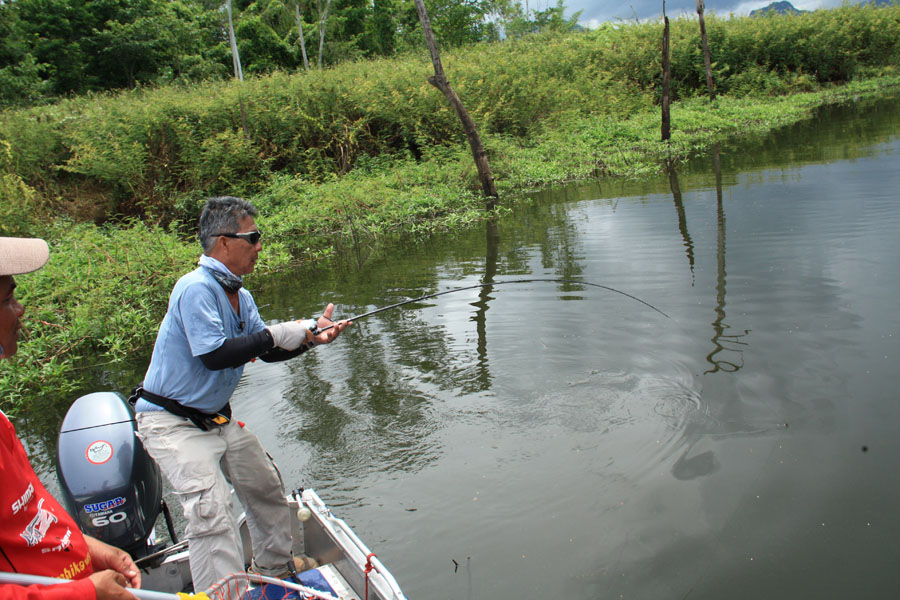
[1,5,899,413]
[5,6,898,223]
[0,0,579,108]
[3,222,198,410]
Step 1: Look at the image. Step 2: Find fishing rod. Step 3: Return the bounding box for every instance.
[0,571,338,600]
[315,278,669,333]
[0,573,178,600]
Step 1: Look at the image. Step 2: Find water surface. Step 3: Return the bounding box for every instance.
[238,95,900,600]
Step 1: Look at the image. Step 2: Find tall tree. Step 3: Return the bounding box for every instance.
[369,0,396,55]
[0,1,45,106]
[531,0,580,33]
[1,0,229,103]
[661,2,671,142]
[316,0,332,68]
[235,14,296,72]
[502,0,580,39]
[294,2,311,70]
[696,0,715,101]
[12,0,91,94]
[224,0,249,138]
[413,0,498,205]
[225,0,244,80]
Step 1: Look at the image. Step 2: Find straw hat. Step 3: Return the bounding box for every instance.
[0,237,50,276]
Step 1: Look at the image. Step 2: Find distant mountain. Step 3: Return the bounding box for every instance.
[750,2,806,17]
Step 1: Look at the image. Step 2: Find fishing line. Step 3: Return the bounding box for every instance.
[316,278,669,333]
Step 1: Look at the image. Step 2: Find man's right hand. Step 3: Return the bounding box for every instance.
[268,320,316,350]
[89,570,137,600]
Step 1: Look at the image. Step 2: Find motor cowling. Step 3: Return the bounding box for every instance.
[57,391,162,558]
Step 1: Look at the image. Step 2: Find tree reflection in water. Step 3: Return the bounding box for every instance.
[704,144,749,374]
[666,157,695,278]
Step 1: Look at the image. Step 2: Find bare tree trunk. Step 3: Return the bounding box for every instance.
[696,0,716,101]
[295,3,310,71]
[317,0,331,69]
[225,0,249,139]
[225,0,243,82]
[661,10,671,142]
[413,0,498,205]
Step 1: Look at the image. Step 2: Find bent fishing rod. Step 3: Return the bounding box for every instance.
[315,278,669,333]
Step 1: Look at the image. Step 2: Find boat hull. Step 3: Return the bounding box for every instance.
[136,489,407,600]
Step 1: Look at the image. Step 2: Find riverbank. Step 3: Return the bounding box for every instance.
[2,4,900,413]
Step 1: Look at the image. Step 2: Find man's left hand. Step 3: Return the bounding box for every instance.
[312,303,351,344]
[85,535,141,589]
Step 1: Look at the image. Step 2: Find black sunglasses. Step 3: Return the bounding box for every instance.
[218,230,262,244]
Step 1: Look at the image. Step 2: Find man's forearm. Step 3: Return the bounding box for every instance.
[198,330,274,370]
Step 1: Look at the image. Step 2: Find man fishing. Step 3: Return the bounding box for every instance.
[132,196,350,593]
[1,237,141,600]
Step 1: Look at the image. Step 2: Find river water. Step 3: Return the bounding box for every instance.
[240,95,900,599]
[27,94,900,599]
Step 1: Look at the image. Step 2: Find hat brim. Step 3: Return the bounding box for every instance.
[0,237,50,276]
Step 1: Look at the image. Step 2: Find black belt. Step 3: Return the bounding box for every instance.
[129,385,231,431]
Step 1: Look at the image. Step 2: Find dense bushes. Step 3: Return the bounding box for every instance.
[604,5,900,98]
[2,6,899,231]
[1,7,897,237]
[0,221,199,410]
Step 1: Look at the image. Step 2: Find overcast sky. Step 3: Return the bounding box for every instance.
[555,0,851,27]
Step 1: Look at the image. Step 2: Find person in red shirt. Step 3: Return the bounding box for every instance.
[0,237,141,600]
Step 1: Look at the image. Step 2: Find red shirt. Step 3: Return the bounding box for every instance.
[1,410,95,600]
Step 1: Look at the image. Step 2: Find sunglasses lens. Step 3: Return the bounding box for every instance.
[219,231,261,243]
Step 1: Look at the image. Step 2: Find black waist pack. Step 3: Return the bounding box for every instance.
[129,384,231,431]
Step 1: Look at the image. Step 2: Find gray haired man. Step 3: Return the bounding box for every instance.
[133,197,349,591]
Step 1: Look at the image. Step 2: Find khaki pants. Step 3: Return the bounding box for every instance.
[136,411,293,592]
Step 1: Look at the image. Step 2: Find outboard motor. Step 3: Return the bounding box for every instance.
[57,391,166,559]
